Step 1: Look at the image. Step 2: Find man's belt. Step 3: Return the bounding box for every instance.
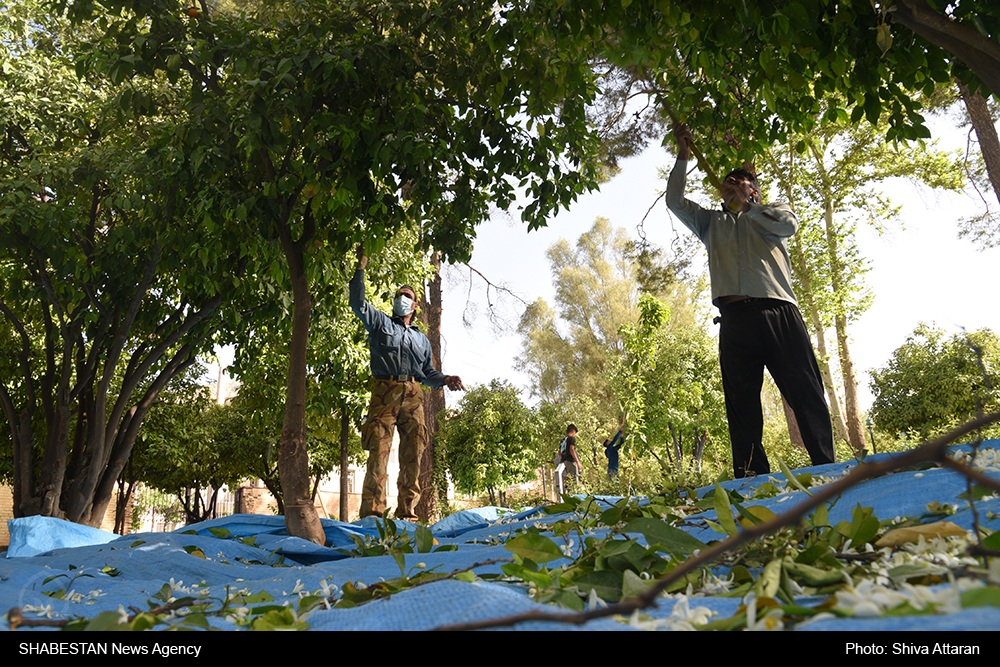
[716,295,752,306]
[374,374,417,382]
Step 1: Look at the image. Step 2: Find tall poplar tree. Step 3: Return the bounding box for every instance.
[765,106,965,452]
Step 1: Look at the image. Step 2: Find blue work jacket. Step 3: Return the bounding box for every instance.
[349,269,446,388]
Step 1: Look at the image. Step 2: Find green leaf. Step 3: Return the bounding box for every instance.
[504,532,565,564]
[753,560,784,599]
[843,506,880,546]
[875,23,892,55]
[623,517,706,556]
[82,611,127,631]
[961,586,1000,608]
[774,454,813,496]
[887,563,948,584]
[957,484,993,501]
[812,502,830,527]
[982,531,1000,551]
[501,562,554,587]
[152,584,173,603]
[621,569,654,599]
[713,483,739,536]
[179,612,210,629]
[600,506,623,525]
[736,504,776,527]
[244,590,275,604]
[573,570,623,602]
[783,561,846,587]
[415,525,434,553]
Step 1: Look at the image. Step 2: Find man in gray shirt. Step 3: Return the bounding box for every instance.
[666,124,834,478]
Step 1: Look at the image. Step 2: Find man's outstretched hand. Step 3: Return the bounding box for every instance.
[673,123,693,161]
[444,375,466,391]
[355,243,368,271]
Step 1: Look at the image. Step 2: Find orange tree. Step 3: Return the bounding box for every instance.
[56,0,602,541]
[535,1,998,200]
[0,1,254,526]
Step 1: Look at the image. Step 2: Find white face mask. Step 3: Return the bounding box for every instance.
[392,294,413,317]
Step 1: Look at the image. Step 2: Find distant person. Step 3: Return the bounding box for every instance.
[666,123,835,478]
[555,424,582,500]
[350,244,465,519]
[603,423,625,479]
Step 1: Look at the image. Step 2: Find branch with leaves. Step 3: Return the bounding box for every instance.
[434,409,1000,630]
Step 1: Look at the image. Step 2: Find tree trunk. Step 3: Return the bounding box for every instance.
[781,394,805,448]
[790,242,851,444]
[693,430,707,473]
[339,407,351,522]
[771,149,849,447]
[834,313,867,455]
[416,251,444,522]
[114,479,135,535]
[958,82,1000,207]
[668,421,683,464]
[276,210,325,545]
[821,200,867,455]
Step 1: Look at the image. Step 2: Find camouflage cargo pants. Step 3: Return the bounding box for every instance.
[359,378,427,520]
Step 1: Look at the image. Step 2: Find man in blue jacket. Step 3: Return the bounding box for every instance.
[350,245,465,519]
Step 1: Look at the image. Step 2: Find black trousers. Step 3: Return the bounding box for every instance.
[717,298,835,478]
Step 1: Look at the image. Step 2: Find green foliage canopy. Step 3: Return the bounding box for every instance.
[869,323,1000,437]
[540,0,998,201]
[52,0,605,541]
[0,0,251,525]
[437,380,538,506]
[135,380,254,525]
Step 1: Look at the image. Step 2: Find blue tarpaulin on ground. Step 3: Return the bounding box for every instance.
[2,442,999,631]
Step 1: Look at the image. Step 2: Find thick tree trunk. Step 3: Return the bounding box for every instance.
[416,251,444,522]
[276,211,325,545]
[114,479,134,535]
[834,313,867,455]
[693,430,707,473]
[339,407,350,522]
[958,82,1000,207]
[781,394,805,448]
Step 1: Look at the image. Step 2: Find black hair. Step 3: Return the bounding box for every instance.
[724,168,760,203]
[566,424,577,434]
[395,285,417,299]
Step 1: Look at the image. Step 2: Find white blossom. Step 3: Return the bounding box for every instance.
[743,595,785,631]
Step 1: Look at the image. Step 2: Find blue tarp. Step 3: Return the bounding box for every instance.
[3,442,999,631]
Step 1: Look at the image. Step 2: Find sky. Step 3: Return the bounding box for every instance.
[435,113,1000,414]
